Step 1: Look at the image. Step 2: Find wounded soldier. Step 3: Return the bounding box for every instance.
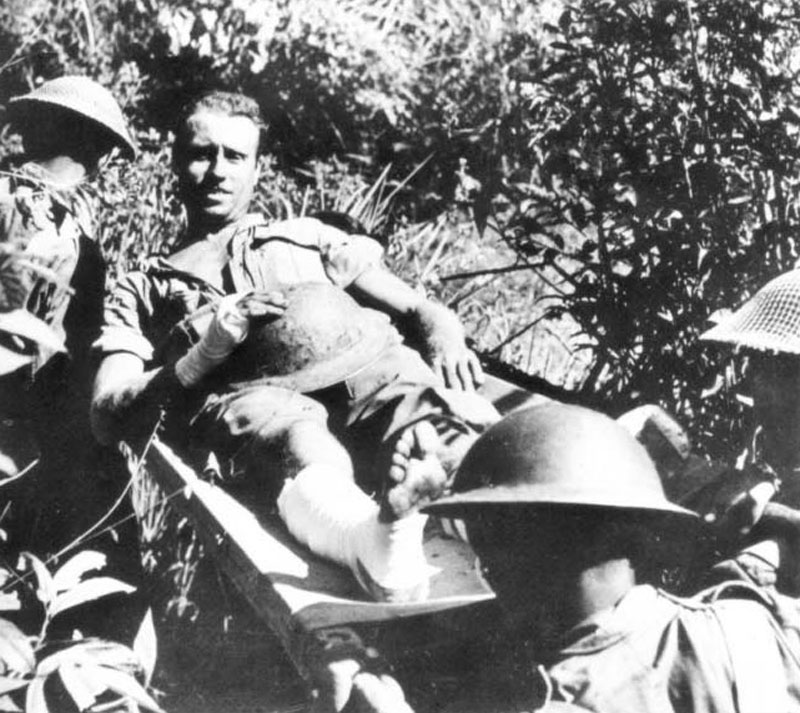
[90,90,500,602]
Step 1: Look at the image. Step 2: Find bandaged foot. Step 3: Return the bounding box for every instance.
[277,462,434,602]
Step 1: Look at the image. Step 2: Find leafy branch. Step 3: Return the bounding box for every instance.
[0,551,160,713]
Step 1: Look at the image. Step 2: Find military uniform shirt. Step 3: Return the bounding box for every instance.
[93,215,385,364]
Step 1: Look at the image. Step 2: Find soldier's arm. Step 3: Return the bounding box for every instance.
[91,292,287,446]
[348,267,484,391]
[90,353,180,446]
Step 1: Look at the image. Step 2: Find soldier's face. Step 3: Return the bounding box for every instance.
[175,110,260,229]
[749,353,800,473]
[468,510,587,642]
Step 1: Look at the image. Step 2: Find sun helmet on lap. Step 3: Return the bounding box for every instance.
[228,282,398,393]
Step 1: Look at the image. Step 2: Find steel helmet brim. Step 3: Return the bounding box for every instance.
[424,483,699,519]
[423,402,700,525]
[9,76,137,160]
[700,268,800,355]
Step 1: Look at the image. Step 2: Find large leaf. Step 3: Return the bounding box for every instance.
[0,676,28,695]
[77,664,163,713]
[39,640,139,677]
[23,677,47,713]
[0,620,35,676]
[52,553,107,594]
[132,610,156,687]
[0,693,21,712]
[36,652,72,680]
[0,594,20,613]
[50,579,135,618]
[17,554,55,608]
[59,663,104,712]
[34,641,145,712]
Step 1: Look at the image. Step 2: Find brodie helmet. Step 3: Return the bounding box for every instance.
[700,268,800,355]
[424,402,697,520]
[9,76,136,159]
[227,282,399,393]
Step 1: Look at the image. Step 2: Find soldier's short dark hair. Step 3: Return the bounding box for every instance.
[174,90,267,155]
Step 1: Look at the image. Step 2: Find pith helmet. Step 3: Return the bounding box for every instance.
[424,403,697,520]
[9,76,136,159]
[228,282,398,393]
[700,268,800,354]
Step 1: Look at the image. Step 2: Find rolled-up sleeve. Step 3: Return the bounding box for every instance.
[319,226,384,288]
[93,273,155,362]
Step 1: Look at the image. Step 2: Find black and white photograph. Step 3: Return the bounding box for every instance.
[2,1,800,711]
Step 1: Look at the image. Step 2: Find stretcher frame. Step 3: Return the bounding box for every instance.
[139,375,539,696]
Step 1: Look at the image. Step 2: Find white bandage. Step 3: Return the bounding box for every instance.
[174,293,250,387]
[277,464,433,602]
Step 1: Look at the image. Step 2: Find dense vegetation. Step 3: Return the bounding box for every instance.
[4,0,800,705]
[6,0,800,461]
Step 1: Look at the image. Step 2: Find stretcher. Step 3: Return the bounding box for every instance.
[140,374,544,697]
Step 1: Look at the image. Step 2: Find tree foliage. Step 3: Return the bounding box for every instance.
[0,551,158,713]
[481,0,800,456]
[5,0,800,457]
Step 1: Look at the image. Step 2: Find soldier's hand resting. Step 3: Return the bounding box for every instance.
[414,302,484,392]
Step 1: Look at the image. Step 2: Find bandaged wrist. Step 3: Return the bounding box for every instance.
[174,294,250,387]
[174,341,223,387]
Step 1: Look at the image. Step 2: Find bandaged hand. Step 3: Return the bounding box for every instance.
[175,290,286,387]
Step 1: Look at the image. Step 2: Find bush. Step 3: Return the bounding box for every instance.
[481,0,800,457]
[0,551,158,713]
[6,0,800,560]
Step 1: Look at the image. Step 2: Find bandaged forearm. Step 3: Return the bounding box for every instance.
[277,465,432,602]
[174,294,250,387]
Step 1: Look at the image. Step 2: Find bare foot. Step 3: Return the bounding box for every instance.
[381,421,447,522]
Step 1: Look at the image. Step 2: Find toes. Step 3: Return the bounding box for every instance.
[382,420,448,521]
[412,420,440,458]
[389,445,410,484]
[395,426,415,455]
[388,462,406,484]
[392,438,413,461]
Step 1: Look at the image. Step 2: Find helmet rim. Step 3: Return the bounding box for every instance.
[9,76,136,160]
[232,308,397,393]
[423,402,699,523]
[701,268,800,355]
[423,483,698,519]
[226,282,399,393]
